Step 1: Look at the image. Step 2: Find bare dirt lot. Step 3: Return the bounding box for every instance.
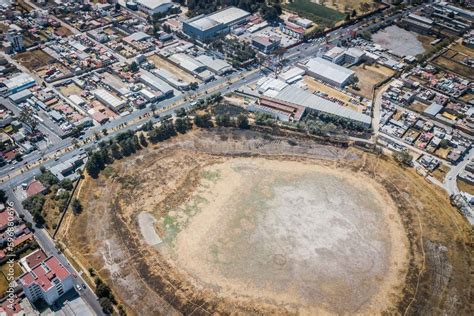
[348,64,395,99]
[58,129,472,315]
[14,49,56,71]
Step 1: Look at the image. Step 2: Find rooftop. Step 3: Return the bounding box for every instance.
[19,256,72,291]
[274,85,371,125]
[137,0,172,9]
[207,7,250,25]
[304,57,355,86]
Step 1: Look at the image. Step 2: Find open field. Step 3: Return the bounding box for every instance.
[432,44,473,80]
[284,0,345,27]
[457,179,474,196]
[409,101,429,113]
[372,26,428,57]
[348,63,395,99]
[58,83,84,98]
[14,49,56,71]
[58,129,472,315]
[148,54,199,84]
[319,0,379,16]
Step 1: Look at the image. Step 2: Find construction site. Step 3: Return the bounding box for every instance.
[57,128,471,315]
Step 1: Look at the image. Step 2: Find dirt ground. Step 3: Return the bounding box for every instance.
[14,49,56,71]
[457,180,474,196]
[58,129,472,316]
[432,44,473,80]
[348,64,395,99]
[58,83,84,97]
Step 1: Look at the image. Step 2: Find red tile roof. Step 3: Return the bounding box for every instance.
[20,256,72,291]
[26,180,46,197]
[0,297,23,316]
[23,249,47,270]
[12,233,33,247]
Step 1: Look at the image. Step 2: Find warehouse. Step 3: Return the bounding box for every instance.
[93,89,126,112]
[271,85,371,127]
[182,7,250,41]
[301,57,355,88]
[139,71,174,99]
[9,89,32,104]
[136,0,173,15]
[3,73,36,94]
[195,55,233,75]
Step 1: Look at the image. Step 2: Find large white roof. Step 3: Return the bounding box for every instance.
[304,57,355,86]
[195,55,232,73]
[275,85,371,125]
[207,7,250,25]
[137,0,172,9]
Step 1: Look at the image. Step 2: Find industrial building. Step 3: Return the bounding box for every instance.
[301,57,355,88]
[182,7,250,41]
[168,53,214,81]
[272,85,371,127]
[139,71,174,99]
[322,47,365,65]
[195,54,233,75]
[19,256,75,306]
[9,89,32,104]
[2,73,36,94]
[93,88,126,111]
[152,68,191,91]
[136,0,173,15]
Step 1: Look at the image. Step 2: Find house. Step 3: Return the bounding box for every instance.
[25,180,47,198]
[252,36,281,54]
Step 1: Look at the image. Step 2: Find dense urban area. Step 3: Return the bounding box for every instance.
[0,0,472,315]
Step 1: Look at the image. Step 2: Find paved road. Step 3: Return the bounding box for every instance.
[5,186,104,315]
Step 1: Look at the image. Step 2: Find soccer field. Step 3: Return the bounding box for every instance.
[284,0,345,27]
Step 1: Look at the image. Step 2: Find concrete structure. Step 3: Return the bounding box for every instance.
[139,71,174,99]
[19,256,75,306]
[50,155,85,181]
[9,89,32,104]
[6,30,24,52]
[136,0,173,15]
[301,57,355,88]
[152,68,191,91]
[93,89,126,111]
[182,7,250,41]
[168,53,214,81]
[3,73,36,94]
[323,47,365,65]
[195,54,233,75]
[252,36,281,54]
[272,85,371,127]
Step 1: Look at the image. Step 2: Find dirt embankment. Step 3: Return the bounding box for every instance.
[58,129,472,315]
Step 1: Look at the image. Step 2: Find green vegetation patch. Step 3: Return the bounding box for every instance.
[284,0,345,27]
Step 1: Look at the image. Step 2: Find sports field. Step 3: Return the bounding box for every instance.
[284,0,345,27]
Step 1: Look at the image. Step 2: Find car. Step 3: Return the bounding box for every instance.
[82,284,86,290]
[76,284,82,292]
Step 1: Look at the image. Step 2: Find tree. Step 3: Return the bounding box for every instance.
[236,114,250,129]
[439,139,449,149]
[175,108,186,118]
[99,297,114,315]
[194,113,213,128]
[139,134,148,147]
[216,113,233,127]
[394,150,413,166]
[351,9,357,18]
[19,106,38,133]
[130,61,139,73]
[86,152,105,178]
[33,212,46,226]
[110,142,123,160]
[59,178,73,191]
[175,117,191,134]
[15,152,22,162]
[0,190,7,204]
[72,198,82,214]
